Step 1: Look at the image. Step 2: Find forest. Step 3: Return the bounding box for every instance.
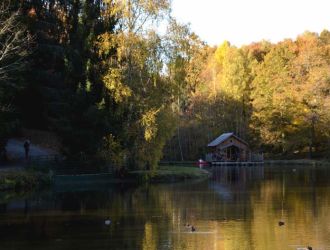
[1,0,330,170]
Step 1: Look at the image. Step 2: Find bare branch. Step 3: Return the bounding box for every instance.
[0,5,33,83]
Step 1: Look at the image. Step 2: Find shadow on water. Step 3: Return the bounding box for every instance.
[0,165,330,250]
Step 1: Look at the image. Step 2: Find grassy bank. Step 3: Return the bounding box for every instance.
[0,170,52,191]
[129,166,210,183]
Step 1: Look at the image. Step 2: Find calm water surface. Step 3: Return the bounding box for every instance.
[0,165,330,250]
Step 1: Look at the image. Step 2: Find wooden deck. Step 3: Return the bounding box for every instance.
[210,161,264,166]
[159,161,264,167]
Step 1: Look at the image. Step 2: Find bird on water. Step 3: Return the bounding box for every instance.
[184,223,196,232]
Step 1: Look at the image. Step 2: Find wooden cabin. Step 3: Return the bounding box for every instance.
[206,132,251,162]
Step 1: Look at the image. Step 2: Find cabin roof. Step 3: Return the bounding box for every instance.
[207,132,233,147]
[207,132,249,147]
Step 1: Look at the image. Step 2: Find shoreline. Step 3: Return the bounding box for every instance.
[264,159,330,166]
[128,166,211,183]
[0,165,210,194]
[3,159,329,195]
[0,170,52,192]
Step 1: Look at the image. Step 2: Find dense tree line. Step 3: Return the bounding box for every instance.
[0,0,192,170]
[1,1,330,167]
[166,32,330,160]
[0,2,32,153]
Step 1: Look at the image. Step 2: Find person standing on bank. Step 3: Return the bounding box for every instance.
[24,140,30,159]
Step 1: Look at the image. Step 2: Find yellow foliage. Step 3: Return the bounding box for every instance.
[142,222,157,250]
[98,134,126,168]
[98,33,117,56]
[140,108,160,141]
[214,41,230,67]
[103,68,132,102]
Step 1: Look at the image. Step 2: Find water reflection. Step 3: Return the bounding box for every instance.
[0,166,330,250]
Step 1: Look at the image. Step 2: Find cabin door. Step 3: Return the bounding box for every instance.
[226,145,240,161]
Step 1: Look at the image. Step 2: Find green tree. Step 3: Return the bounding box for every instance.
[251,40,298,153]
[96,0,176,169]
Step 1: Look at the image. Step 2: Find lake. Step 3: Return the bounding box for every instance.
[0,165,330,250]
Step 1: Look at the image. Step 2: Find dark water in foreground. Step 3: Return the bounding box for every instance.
[0,165,330,250]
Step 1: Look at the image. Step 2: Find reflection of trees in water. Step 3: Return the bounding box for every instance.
[210,166,265,185]
[249,167,330,249]
[0,166,330,249]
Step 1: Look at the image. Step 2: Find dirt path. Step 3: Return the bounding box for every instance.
[0,139,59,169]
[6,139,57,159]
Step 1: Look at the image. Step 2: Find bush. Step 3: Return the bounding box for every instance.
[0,171,52,191]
